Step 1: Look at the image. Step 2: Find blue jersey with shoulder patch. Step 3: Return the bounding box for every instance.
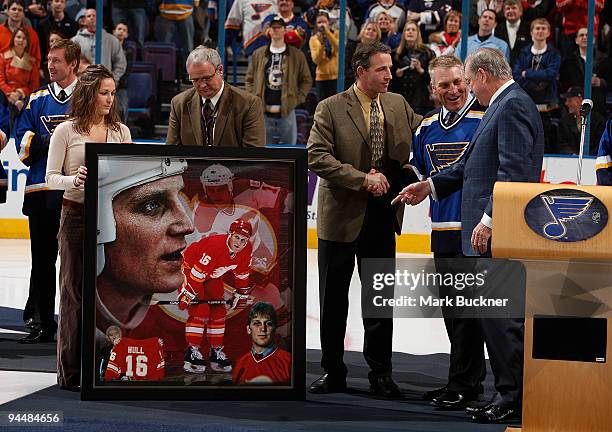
[595,119,612,186]
[410,97,484,253]
[14,84,72,214]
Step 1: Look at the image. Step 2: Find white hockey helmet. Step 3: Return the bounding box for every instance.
[200,163,234,194]
[96,157,188,275]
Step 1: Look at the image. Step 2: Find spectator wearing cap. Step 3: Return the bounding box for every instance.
[513,18,560,153]
[253,0,310,52]
[71,9,126,83]
[557,86,606,155]
[559,27,612,118]
[246,15,312,145]
[74,8,87,30]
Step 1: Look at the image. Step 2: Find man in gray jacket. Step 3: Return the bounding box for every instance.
[245,15,312,145]
[71,8,126,82]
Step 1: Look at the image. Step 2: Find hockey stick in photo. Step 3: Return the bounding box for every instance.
[142,299,232,306]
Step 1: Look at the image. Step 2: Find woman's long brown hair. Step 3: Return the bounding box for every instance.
[9,27,30,53]
[396,21,427,58]
[69,64,121,135]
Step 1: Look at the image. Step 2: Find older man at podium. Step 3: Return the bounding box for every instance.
[394,47,544,423]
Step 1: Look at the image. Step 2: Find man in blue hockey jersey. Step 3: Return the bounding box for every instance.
[596,118,612,186]
[410,55,487,410]
[14,39,80,344]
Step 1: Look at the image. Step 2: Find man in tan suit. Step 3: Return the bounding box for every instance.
[166,46,265,147]
[307,41,422,397]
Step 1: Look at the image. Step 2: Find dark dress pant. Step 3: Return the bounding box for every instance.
[434,252,486,394]
[57,203,84,388]
[318,194,396,378]
[23,208,61,332]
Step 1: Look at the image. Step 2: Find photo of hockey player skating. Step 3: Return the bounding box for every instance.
[179,218,254,375]
[92,155,296,388]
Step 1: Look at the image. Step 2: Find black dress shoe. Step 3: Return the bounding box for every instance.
[422,386,447,401]
[465,401,493,415]
[471,403,520,423]
[369,376,402,399]
[24,318,39,332]
[308,374,347,394]
[17,328,56,344]
[432,390,478,410]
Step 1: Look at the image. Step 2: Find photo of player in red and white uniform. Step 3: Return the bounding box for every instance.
[94,158,296,386]
[179,218,254,374]
[233,302,291,385]
[186,164,293,329]
[104,331,165,381]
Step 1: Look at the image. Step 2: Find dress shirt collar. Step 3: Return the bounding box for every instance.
[353,83,380,107]
[440,95,475,123]
[489,79,514,106]
[507,19,520,29]
[52,79,77,98]
[201,81,224,109]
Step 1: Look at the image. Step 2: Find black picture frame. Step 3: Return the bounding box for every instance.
[82,144,307,400]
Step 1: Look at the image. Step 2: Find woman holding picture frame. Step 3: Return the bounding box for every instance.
[46,64,131,392]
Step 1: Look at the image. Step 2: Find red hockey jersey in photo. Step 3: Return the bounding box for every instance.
[104,337,165,381]
[182,233,253,294]
[232,347,291,385]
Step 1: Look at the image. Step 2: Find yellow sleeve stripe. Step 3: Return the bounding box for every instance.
[18,131,34,162]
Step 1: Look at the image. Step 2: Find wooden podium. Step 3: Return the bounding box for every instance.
[492,182,612,432]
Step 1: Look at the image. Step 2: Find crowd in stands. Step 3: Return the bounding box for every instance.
[0,0,610,150]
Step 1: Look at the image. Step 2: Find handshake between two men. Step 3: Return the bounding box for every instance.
[390,179,492,256]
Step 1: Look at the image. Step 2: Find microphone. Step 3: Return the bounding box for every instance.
[580,99,593,116]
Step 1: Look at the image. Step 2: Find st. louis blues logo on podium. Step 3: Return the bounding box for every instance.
[425,142,469,176]
[524,189,608,242]
[541,195,593,239]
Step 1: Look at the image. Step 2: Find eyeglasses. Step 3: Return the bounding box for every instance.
[189,68,220,85]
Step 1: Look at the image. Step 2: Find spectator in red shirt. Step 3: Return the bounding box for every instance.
[0,27,39,128]
[0,0,41,64]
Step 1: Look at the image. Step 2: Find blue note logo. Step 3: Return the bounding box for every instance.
[524,189,608,242]
[425,142,469,176]
[40,115,69,135]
